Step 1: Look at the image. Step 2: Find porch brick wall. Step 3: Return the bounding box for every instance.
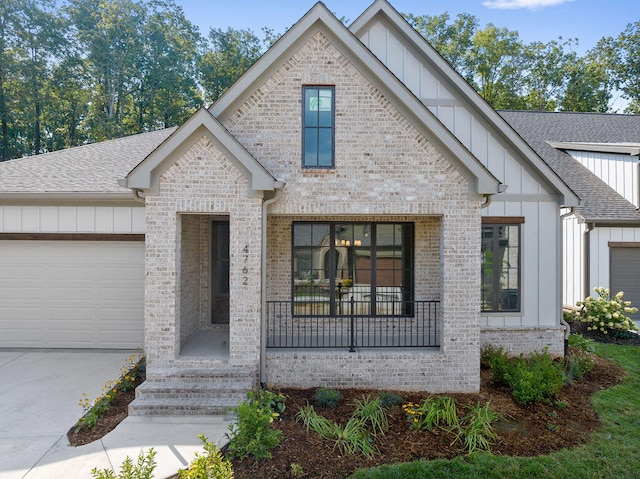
[223,32,481,392]
[144,137,263,374]
[481,327,565,357]
[180,214,201,343]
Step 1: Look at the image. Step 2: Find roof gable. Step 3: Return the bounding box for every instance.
[123,108,279,196]
[210,1,501,198]
[350,0,579,206]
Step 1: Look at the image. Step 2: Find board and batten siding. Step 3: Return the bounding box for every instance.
[0,205,146,233]
[359,20,560,330]
[568,150,639,209]
[562,213,584,307]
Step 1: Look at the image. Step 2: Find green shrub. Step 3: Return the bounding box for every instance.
[564,350,595,384]
[481,346,511,386]
[568,333,595,353]
[177,434,233,479]
[576,287,638,335]
[225,389,284,460]
[91,448,156,479]
[314,387,343,408]
[504,351,564,405]
[378,391,404,408]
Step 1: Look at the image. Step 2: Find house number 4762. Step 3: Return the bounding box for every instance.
[242,245,249,285]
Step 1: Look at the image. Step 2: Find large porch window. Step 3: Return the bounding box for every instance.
[292,222,414,316]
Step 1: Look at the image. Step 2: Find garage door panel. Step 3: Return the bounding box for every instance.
[0,241,144,349]
[611,247,640,324]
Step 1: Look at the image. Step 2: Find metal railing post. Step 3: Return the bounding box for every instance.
[349,296,356,352]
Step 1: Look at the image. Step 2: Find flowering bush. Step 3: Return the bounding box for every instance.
[576,287,638,335]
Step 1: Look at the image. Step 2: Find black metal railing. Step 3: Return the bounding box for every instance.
[266,298,440,350]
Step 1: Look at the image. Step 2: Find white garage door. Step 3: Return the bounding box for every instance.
[611,246,640,325]
[0,241,144,349]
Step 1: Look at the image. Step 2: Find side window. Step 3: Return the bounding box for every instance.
[481,220,521,312]
[303,86,334,168]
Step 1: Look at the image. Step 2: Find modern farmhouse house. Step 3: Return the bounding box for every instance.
[0,0,587,413]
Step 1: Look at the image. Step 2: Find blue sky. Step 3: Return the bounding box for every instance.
[179,0,640,55]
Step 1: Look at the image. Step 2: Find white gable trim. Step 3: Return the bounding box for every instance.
[350,0,579,207]
[210,2,501,198]
[123,108,279,195]
[548,141,640,156]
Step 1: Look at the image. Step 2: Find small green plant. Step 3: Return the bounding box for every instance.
[454,402,502,455]
[576,287,638,335]
[289,463,304,477]
[568,333,596,353]
[314,387,343,408]
[564,350,595,384]
[226,389,284,460]
[378,391,404,408]
[353,395,389,436]
[177,434,233,479]
[91,448,156,479]
[296,404,379,458]
[403,396,459,432]
[554,399,569,410]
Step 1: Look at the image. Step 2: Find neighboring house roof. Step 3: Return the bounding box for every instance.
[124,108,280,195]
[350,0,579,207]
[500,110,640,224]
[0,128,175,201]
[210,1,502,197]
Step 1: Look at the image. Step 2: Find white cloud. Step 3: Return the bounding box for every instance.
[482,0,574,10]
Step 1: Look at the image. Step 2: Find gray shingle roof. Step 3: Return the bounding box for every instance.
[0,128,176,195]
[499,110,640,223]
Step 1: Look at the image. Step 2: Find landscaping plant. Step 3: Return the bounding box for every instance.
[177,434,233,479]
[575,287,638,335]
[403,396,459,432]
[352,395,389,436]
[91,448,156,479]
[455,402,503,454]
[225,389,284,460]
[314,387,343,408]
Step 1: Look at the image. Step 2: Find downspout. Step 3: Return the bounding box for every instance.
[260,185,284,388]
[559,207,576,355]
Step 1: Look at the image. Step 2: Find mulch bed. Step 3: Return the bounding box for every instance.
[68,321,635,478]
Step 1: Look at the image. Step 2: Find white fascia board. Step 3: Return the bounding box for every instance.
[124,108,277,194]
[211,1,501,196]
[548,141,640,156]
[351,0,579,206]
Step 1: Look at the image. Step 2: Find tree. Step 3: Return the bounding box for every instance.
[608,21,640,113]
[560,52,612,113]
[199,27,264,104]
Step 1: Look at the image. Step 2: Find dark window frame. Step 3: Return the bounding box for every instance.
[481,218,522,313]
[302,85,335,168]
[291,221,414,317]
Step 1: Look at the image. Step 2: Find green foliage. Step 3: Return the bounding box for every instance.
[296,404,379,458]
[576,287,639,335]
[91,448,156,479]
[289,463,304,477]
[568,333,595,353]
[564,350,595,384]
[403,396,459,432]
[352,395,389,436]
[177,434,233,479]
[455,402,503,455]
[350,344,640,479]
[77,353,145,432]
[314,387,343,408]
[484,346,564,405]
[225,389,283,460]
[378,391,404,408]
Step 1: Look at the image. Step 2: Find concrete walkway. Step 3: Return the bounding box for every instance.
[0,351,230,479]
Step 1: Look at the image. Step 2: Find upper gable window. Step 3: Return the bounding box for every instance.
[303,86,334,168]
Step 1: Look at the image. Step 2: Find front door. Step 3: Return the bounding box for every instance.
[211,220,230,324]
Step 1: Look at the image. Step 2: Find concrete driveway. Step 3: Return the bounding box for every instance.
[0,351,230,479]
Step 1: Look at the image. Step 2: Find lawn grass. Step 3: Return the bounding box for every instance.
[350,343,640,479]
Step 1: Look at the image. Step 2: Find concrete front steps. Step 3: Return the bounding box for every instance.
[129,368,257,416]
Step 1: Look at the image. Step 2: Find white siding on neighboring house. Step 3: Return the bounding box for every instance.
[568,150,639,208]
[0,205,146,233]
[562,213,584,307]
